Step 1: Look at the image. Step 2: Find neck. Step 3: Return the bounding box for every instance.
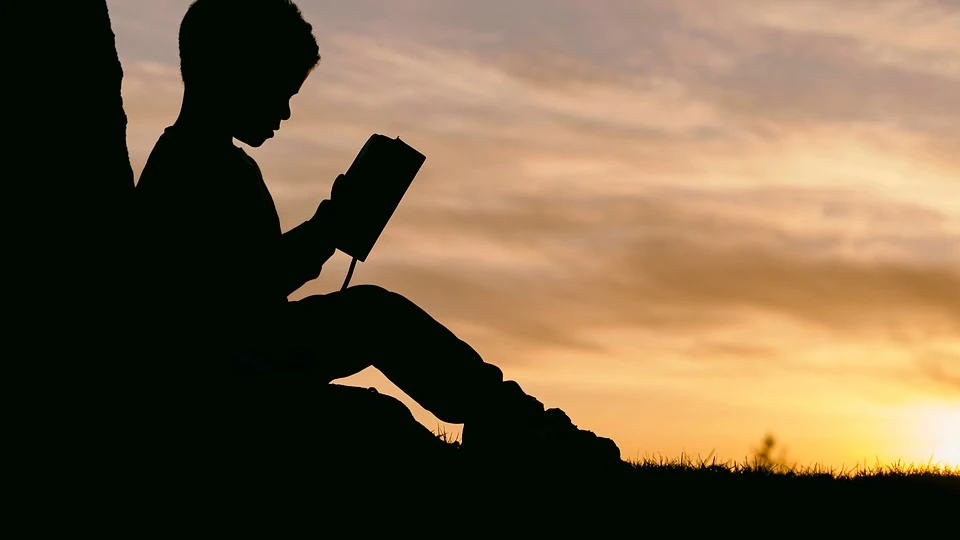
[174,88,233,146]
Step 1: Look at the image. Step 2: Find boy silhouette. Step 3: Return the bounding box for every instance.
[135,0,619,465]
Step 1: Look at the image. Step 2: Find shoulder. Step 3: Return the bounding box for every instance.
[138,128,202,188]
[137,128,247,197]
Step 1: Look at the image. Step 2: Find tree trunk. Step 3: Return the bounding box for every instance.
[10,2,137,481]
[14,0,134,374]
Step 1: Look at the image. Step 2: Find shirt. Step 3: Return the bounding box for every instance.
[134,124,333,362]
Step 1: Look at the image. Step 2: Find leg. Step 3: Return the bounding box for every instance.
[283,285,514,424]
[280,285,622,469]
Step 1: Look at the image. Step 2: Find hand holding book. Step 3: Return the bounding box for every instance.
[326,134,426,262]
[308,194,341,257]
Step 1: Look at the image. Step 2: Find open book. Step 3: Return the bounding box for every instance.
[331,134,426,262]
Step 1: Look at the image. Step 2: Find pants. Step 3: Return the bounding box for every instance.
[270,285,510,425]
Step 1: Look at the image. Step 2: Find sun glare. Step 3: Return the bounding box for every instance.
[918,404,960,468]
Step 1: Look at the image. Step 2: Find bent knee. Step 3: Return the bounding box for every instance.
[344,284,412,310]
[344,284,391,298]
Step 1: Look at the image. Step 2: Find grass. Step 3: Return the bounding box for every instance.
[629,450,960,479]
[388,443,959,532]
[429,426,959,519]
[436,424,959,479]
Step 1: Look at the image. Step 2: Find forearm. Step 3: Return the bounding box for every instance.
[276,217,335,297]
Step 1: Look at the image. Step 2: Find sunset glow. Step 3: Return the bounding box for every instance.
[913,403,960,468]
[109,0,960,468]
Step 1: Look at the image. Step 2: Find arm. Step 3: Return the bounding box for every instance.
[275,201,337,297]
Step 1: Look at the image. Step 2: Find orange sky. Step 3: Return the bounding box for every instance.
[109,0,959,468]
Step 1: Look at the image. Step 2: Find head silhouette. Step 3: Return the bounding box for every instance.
[178,0,320,147]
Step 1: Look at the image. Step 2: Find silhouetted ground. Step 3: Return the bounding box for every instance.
[410,448,959,533]
[16,419,957,534]
[239,446,958,534]
[625,453,959,503]
[283,434,960,502]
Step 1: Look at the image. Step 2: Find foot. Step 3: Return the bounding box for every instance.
[460,381,623,471]
[535,407,622,466]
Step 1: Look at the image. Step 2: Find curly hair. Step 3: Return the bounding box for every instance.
[179,0,320,87]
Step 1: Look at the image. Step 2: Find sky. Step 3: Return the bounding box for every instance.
[108,0,960,468]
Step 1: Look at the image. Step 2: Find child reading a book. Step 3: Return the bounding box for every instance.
[135,0,619,464]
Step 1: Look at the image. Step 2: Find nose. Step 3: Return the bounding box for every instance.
[280,101,291,122]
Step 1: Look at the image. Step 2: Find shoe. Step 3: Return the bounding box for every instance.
[534,408,623,469]
[461,382,623,472]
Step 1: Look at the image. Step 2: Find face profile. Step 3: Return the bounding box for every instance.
[227,67,309,147]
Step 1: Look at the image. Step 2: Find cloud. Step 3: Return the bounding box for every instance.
[917,348,960,391]
[319,186,960,383]
[116,38,960,379]
[109,1,960,463]
[110,0,960,137]
[734,0,960,73]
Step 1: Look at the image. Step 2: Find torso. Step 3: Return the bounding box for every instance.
[134,125,286,335]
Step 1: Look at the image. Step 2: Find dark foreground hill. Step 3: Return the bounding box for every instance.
[317,453,959,533]
[15,440,957,535]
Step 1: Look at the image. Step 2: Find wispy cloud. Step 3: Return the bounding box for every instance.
[111,0,960,465]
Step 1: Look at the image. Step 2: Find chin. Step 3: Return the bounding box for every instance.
[235,132,273,148]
